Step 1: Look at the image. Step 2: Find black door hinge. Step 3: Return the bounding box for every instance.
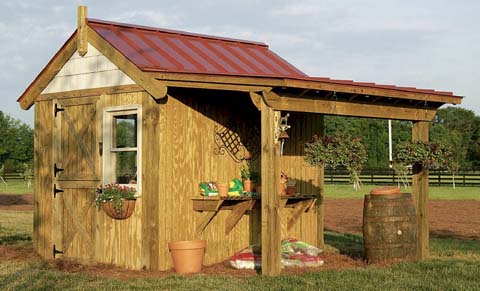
[54,163,64,177]
[53,244,63,258]
[53,184,64,198]
[54,103,64,117]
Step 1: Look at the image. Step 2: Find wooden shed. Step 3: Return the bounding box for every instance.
[18,7,462,275]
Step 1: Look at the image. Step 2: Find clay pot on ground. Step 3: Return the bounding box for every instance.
[101,199,136,220]
[168,240,206,274]
[216,182,229,197]
[243,179,254,192]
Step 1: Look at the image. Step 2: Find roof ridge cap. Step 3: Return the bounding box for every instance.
[87,18,268,47]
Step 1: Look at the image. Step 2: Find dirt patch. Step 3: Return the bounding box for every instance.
[0,194,33,211]
[324,198,480,240]
[0,245,40,261]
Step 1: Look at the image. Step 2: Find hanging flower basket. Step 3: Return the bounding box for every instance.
[95,184,137,220]
[100,198,136,220]
[304,133,367,191]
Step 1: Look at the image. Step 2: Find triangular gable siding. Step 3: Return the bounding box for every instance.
[42,43,135,94]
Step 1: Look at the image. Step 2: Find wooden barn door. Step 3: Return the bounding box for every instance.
[52,96,101,261]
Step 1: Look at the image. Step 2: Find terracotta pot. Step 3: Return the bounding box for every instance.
[243,179,254,192]
[101,199,136,220]
[216,183,229,197]
[370,186,401,195]
[168,240,206,274]
[286,185,296,196]
[280,183,287,196]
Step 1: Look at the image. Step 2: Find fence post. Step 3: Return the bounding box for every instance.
[438,171,441,186]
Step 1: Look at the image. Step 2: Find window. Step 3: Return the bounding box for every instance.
[103,105,142,195]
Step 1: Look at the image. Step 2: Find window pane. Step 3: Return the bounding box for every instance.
[113,114,137,148]
[114,151,137,184]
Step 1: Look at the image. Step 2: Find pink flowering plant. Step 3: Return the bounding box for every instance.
[95,184,136,211]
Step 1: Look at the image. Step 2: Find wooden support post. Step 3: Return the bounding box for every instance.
[412,121,429,260]
[261,98,281,276]
[77,6,88,56]
[52,100,64,258]
[316,115,325,249]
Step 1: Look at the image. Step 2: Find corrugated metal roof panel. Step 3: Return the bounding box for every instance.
[87,18,458,98]
[88,19,307,79]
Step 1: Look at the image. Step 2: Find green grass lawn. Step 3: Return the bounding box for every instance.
[324,184,480,200]
[0,210,479,290]
[0,180,34,195]
[0,210,32,245]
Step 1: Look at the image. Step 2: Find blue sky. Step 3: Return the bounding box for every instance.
[1,0,478,126]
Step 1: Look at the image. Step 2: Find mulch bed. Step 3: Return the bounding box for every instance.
[1,246,365,279]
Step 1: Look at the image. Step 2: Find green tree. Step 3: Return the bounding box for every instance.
[0,111,34,168]
[431,107,480,167]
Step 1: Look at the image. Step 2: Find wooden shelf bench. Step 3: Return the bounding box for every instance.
[192,195,317,235]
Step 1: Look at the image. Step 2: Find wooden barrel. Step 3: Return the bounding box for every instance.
[363,193,417,262]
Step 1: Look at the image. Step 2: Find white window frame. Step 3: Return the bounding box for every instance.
[103,105,142,197]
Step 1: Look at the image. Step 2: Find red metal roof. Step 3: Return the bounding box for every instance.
[16,18,460,106]
[88,18,307,79]
[88,19,457,98]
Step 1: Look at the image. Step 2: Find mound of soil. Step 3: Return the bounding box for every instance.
[0,245,40,261]
[0,194,33,211]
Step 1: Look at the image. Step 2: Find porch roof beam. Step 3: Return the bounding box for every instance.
[262,91,437,121]
[149,72,462,105]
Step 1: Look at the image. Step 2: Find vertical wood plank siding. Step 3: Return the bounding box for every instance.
[34,100,54,259]
[279,113,324,246]
[34,88,324,270]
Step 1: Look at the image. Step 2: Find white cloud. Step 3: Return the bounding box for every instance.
[271,3,325,17]
[110,10,183,27]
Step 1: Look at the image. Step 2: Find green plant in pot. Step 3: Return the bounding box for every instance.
[304,133,367,191]
[95,184,137,220]
[241,161,259,193]
[241,161,254,193]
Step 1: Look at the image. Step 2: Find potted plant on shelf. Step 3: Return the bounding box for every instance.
[95,184,137,220]
[241,161,258,193]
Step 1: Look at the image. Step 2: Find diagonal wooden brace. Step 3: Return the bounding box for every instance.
[225,200,256,235]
